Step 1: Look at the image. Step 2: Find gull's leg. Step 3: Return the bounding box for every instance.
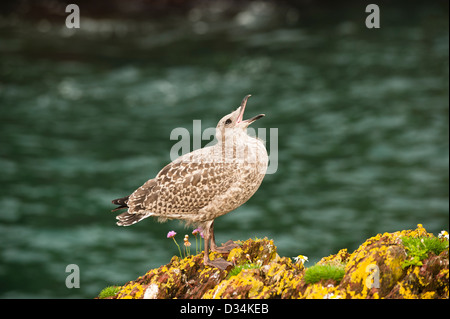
[202,220,233,270]
[209,220,240,253]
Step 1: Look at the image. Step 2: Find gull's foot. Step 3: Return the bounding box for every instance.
[204,257,233,271]
[212,240,240,253]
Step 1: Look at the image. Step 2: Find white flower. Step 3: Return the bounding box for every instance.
[438,230,449,240]
[293,255,308,264]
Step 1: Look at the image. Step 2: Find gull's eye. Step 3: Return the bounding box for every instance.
[225,118,232,125]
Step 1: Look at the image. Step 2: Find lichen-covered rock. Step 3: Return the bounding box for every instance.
[104,225,448,299]
[205,255,305,299]
[340,236,407,298]
[113,237,277,299]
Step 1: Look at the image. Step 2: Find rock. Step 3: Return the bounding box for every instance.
[102,225,448,299]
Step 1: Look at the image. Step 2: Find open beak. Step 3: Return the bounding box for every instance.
[243,113,265,124]
[236,94,265,124]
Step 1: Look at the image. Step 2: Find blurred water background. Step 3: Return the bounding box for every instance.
[0,0,448,298]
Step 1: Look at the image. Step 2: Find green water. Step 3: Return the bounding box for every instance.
[0,3,448,298]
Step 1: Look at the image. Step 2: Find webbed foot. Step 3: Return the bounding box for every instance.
[204,257,233,271]
[211,240,240,253]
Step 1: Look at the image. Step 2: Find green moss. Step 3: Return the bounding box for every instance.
[303,264,345,284]
[227,262,261,279]
[401,236,449,268]
[98,285,121,299]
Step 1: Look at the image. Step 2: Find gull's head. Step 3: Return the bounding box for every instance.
[215,94,265,141]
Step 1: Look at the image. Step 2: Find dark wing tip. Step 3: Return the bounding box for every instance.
[111,195,129,211]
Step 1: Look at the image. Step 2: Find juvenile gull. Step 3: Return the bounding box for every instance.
[112,95,268,270]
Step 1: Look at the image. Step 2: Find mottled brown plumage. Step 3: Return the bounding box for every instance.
[112,95,268,269]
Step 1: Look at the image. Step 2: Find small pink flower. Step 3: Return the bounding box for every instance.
[167,230,177,239]
[193,228,204,238]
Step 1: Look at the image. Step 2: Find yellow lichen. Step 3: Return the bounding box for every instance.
[116,282,144,299]
[300,283,341,299]
[318,248,349,266]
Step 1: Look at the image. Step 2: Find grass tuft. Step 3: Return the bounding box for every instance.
[98,285,121,299]
[401,236,449,268]
[303,264,345,284]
